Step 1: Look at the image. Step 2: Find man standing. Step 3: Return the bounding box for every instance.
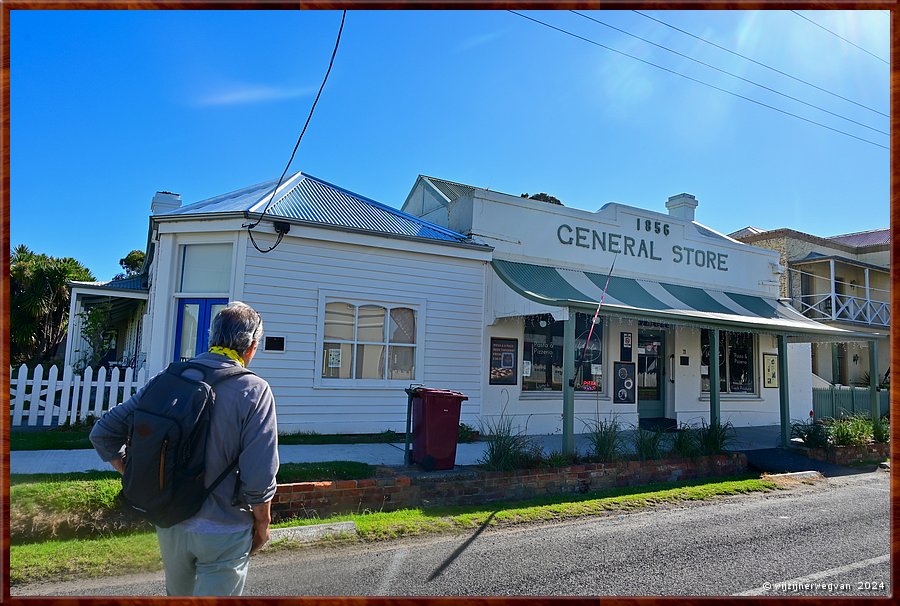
[90,301,279,596]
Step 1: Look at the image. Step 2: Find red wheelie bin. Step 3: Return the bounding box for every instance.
[404,387,468,471]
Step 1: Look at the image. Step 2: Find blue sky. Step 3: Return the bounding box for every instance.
[11,10,889,281]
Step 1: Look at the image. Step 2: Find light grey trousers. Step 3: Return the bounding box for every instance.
[155,525,253,596]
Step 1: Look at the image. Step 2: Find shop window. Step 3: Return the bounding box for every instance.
[179,243,233,293]
[321,302,417,382]
[522,313,603,392]
[700,330,755,394]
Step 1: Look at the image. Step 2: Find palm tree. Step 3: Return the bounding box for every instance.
[10,245,95,366]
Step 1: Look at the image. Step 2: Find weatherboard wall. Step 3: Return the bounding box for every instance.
[238,230,489,434]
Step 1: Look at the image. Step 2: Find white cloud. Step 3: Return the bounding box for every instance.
[456,31,504,53]
[193,84,316,107]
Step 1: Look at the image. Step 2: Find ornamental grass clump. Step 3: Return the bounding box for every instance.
[668,424,700,458]
[872,417,890,444]
[790,418,829,449]
[478,413,537,471]
[828,415,873,447]
[631,427,665,461]
[696,419,736,456]
[582,417,623,463]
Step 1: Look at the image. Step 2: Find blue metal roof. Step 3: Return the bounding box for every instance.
[160,171,470,244]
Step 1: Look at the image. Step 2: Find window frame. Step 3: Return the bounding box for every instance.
[521,313,607,394]
[173,298,229,362]
[700,329,758,395]
[314,291,426,390]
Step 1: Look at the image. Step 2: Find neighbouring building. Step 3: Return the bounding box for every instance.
[730,226,890,388]
[65,171,880,445]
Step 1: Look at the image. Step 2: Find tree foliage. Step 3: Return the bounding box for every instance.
[114,249,145,280]
[76,300,115,371]
[520,192,563,206]
[10,245,95,366]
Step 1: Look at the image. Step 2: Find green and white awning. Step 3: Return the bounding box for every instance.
[491,259,873,339]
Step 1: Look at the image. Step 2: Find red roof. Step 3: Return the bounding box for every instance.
[827,228,890,248]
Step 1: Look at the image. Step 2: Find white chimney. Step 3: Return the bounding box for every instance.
[666,193,698,221]
[151,191,182,215]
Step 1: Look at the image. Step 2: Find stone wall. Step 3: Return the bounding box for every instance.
[272,453,748,521]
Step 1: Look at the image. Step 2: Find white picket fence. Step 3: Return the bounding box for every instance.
[9,364,149,428]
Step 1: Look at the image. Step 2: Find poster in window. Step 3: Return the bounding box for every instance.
[327,349,342,368]
[763,353,778,388]
[490,338,518,385]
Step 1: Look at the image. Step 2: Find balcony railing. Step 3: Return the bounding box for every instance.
[795,293,890,328]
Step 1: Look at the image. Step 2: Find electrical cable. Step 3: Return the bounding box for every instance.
[247,10,347,254]
[632,10,888,119]
[791,10,889,65]
[571,10,887,136]
[508,10,888,151]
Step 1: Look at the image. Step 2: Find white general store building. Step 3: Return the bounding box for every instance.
[66,172,881,443]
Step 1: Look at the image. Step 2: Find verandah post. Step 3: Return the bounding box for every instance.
[778,335,791,447]
[562,308,575,456]
[709,329,720,427]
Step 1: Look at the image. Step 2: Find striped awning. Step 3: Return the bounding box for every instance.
[491,259,870,339]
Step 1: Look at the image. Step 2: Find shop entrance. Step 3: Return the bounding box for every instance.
[637,329,667,422]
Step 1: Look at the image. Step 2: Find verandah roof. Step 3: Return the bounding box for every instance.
[491,259,882,342]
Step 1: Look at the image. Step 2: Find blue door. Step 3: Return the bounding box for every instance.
[173,298,228,362]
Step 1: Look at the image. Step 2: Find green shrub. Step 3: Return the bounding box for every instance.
[458,422,479,443]
[669,424,700,458]
[696,420,735,455]
[873,417,890,444]
[582,417,623,463]
[478,413,537,471]
[790,418,829,449]
[828,415,873,446]
[632,427,664,461]
[544,450,580,468]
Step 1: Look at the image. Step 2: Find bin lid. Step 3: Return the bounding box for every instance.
[405,386,468,398]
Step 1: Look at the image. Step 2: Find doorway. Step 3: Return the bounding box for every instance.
[637,329,667,421]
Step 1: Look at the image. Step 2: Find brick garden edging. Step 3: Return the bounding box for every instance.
[272,453,748,521]
[790,442,890,466]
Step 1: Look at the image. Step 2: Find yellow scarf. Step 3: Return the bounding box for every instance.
[209,346,245,367]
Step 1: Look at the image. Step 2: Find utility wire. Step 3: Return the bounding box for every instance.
[791,10,889,65]
[508,11,888,151]
[246,10,347,254]
[632,10,888,119]
[571,10,887,136]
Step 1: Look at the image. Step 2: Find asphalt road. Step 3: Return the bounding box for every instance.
[14,469,891,597]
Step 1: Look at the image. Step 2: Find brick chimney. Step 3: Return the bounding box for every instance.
[666,193,698,222]
[151,191,182,215]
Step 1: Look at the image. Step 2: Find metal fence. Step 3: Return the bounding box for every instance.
[812,386,890,420]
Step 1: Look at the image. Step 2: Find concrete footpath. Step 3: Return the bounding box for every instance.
[9,425,787,475]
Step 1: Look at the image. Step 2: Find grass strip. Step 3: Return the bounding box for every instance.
[10,532,161,586]
[10,430,93,451]
[11,475,776,586]
[272,475,777,541]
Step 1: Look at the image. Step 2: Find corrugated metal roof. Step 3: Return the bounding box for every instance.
[826,228,890,248]
[70,274,148,292]
[158,171,470,243]
[422,176,478,201]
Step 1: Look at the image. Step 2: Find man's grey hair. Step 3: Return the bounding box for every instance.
[208,301,264,354]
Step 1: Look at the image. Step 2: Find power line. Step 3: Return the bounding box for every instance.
[571,10,887,137]
[246,10,348,254]
[632,10,888,119]
[508,11,888,151]
[791,10,889,65]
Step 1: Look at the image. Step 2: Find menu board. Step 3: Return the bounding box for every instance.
[490,338,518,385]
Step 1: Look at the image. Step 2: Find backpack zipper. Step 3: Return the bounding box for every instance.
[159,438,168,490]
